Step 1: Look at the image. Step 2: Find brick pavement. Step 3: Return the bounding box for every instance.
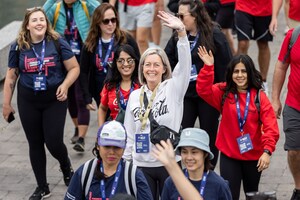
[0,9,295,200]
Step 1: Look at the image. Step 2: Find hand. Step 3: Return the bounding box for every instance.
[56,84,68,101]
[151,139,176,167]
[157,11,185,31]
[271,99,282,119]
[257,152,271,172]
[269,19,278,37]
[86,103,97,111]
[197,46,214,66]
[2,104,15,122]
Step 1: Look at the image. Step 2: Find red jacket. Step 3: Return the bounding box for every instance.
[196,64,279,160]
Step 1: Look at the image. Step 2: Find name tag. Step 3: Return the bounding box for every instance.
[136,133,150,153]
[33,74,47,91]
[237,133,253,154]
[70,40,80,55]
[190,64,198,82]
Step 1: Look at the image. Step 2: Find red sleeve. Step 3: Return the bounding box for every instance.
[196,64,226,111]
[278,29,293,63]
[100,84,109,107]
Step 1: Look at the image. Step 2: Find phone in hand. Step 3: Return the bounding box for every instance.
[7,112,15,123]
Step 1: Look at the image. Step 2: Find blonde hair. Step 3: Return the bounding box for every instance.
[138,47,172,85]
[17,7,60,50]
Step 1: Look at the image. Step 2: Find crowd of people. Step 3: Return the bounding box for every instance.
[2,0,300,199]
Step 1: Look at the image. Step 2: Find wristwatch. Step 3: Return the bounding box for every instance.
[264,149,272,156]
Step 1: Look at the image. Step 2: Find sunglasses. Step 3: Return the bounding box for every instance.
[117,58,135,65]
[102,17,117,25]
[26,6,43,12]
[176,13,191,20]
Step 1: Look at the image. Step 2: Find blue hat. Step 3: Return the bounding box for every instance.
[175,128,214,160]
[97,121,127,149]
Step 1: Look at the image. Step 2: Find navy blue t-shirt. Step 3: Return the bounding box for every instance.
[161,170,232,200]
[65,159,153,200]
[8,38,74,90]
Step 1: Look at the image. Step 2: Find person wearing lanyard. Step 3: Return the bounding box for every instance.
[65,120,153,200]
[98,44,140,127]
[123,11,191,200]
[196,46,280,200]
[79,3,140,118]
[2,7,80,200]
[43,0,100,152]
[164,0,232,168]
[156,128,232,200]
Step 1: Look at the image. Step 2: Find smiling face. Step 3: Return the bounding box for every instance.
[99,8,117,39]
[26,11,47,43]
[116,51,136,79]
[181,147,205,173]
[178,5,196,33]
[99,146,124,167]
[143,54,166,90]
[232,62,248,91]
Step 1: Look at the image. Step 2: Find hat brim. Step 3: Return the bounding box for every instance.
[175,140,214,160]
[98,138,126,149]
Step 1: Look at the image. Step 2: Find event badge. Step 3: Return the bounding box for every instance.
[70,40,80,55]
[190,64,198,82]
[33,74,47,91]
[237,133,253,154]
[136,133,150,153]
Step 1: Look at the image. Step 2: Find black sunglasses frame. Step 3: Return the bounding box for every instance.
[102,17,117,25]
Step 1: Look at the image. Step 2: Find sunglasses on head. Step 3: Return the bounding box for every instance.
[26,6,43,12]
[102,17,117,25]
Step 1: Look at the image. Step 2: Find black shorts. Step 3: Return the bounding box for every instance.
[216,3,235,29]
[235,10,273,42]
[283,104,300,150]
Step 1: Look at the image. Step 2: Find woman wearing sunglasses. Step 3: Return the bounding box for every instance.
[164,0,232,168]
[98,44,140,127]
[80,3,139,119]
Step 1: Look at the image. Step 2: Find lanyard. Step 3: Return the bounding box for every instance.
[117,83,134,110]
[32,39,45,74]
[234,89,250,133]
[179,170,208,199]
[98,35,114,71]
[99,161,122,199]
[67,9,77,40]
[139,84,160,131]
[188,33,199,52]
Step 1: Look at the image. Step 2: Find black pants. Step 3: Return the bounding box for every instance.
[181,96,220,167]
[220,153,262,200]
[17,84,70,187]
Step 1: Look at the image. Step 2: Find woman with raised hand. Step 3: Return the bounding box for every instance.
[123,11,191,199]
[196,46,279,200]
[98,44,140,127]
[2,7,79,200]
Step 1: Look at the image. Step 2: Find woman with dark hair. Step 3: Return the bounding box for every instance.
[157,128,232,200]
[98,44,140,126]
[196,47,279,200]
[164,0,232,167]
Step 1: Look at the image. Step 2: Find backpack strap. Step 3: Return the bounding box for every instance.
[255,89,261,124]
[283,25,300,63]
[53,2,61,29]
[124,160,137,197]
[81,1,90,21]
[81,158,98,198]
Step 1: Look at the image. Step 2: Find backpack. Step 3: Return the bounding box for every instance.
[81,158,137,198]
[283,25,300,63]
[53,1,90,29]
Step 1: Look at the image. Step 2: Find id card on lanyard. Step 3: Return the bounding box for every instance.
[98,35,114,73]
[235,90,253,154]
[117,83,134,110]
[67,9,80,55]
[32,40,47,91]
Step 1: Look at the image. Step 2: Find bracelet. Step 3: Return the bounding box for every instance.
[264,149,272,156]
[176,26,185,33]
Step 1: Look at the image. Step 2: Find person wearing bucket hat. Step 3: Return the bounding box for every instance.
[65,121,153,200]
[158,128,232,200]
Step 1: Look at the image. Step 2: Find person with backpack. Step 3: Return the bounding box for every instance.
[271,27,300,200]
[65,120,153,200]
[196,46,279,200]
[43,0,100,152]
[2,7,80,200]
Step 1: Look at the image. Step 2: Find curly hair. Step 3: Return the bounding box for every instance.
[85,3,128,52]
[17,7,60,50]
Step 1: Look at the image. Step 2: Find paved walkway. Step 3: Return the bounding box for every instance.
[0,8,294,200]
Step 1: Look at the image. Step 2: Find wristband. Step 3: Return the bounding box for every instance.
[264,149,272,156]
[176,26,185,33]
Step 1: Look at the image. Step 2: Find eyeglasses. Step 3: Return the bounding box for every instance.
[176,13,191,20]
[117,58,135,65]
[102,17,117,25]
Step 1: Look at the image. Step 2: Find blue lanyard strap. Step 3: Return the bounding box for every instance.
[234,89,250,133]
[189,33,199,52]
[184,169,208,197]
[117,83,134,110]
[100,161,122,199]
[32,39,45,73]
[98,35,115,71]
[67,9,76,37]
